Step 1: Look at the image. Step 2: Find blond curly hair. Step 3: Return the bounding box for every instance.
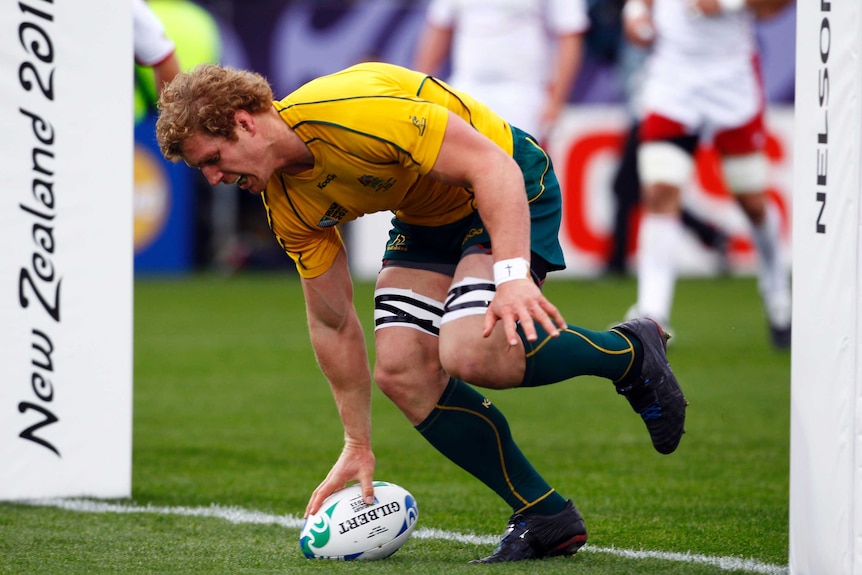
[156,64,274,162]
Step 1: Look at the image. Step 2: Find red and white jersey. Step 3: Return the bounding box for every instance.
[652,0,755,61]
[640,0,762,135]
[132,0,175,67]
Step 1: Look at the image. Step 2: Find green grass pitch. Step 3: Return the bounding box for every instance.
[0,274,790,574]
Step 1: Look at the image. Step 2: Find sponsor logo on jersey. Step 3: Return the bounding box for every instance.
[358,175,396,192]
[410,115,427,136]
[386,233,408,252]
[462,227,485,245]
[318,202,348,228]
[317,173,337,189]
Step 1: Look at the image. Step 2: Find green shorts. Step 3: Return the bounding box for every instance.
[382,126,566,279]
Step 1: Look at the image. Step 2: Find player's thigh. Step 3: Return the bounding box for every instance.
[373,266,451,416]
[438,252,525,388]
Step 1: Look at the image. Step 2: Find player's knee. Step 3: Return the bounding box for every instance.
[722,152,768,195]
[638,141,694,189]
[440,348,485,387]
[735,192,767,224]
[375,357,442,404]
[440,332,519,389]
[642,182,681,213]
[438,327,480,383]
[373,367,412,407]
[374,366,450,425]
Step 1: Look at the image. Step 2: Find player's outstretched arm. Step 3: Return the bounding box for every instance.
[300,247,376,516]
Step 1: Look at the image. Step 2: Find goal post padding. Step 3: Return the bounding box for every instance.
[0,2,133,499]
[790,0,862,573]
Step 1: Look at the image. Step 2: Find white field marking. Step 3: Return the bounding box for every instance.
[23,499,788,575]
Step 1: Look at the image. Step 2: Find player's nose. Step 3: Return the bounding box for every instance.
[200,165,222,186]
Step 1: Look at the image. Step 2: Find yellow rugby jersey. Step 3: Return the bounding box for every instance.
[261,61,514,278]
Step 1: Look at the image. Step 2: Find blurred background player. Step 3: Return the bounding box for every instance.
[605,0,729,277]
[134,0,221,122]
[412,0,589,144]
[133,0,180,114]
[133,0,227,269]
[621,0,793,348]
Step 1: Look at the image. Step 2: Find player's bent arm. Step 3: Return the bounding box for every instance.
[301,247,376,514]
[427,112,566,344]
[543,32,584,130]
[153,53,181,94]
[428,111,532,263]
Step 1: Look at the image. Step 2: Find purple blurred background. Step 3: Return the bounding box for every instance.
[195,0,796,105]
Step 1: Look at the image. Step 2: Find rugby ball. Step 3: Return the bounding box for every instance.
[299,481,419,560]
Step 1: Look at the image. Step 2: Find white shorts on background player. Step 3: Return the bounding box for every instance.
[640,0,761,135]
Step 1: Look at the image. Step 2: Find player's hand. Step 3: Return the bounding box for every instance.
[538,100,564,137]
[483,278,566,346]
[304,442,376,517]
[622,1,656,46]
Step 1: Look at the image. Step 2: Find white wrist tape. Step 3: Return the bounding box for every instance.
[717,0,746,12]
[493,258,530,286]
[623,0,649,21]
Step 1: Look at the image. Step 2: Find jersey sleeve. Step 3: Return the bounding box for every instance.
[548,0,590,35]
[132,0,176,66]
[426,0,457,27]
[269,212,345,279]
[284,227,344,279]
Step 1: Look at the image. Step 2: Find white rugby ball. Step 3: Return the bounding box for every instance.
[299,481,419,560]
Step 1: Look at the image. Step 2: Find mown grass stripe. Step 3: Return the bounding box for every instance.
[24,498,788,575]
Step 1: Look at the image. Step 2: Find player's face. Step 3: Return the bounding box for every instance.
[182,128,270,194]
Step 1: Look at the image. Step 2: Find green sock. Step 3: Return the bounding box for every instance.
[416,378,568,515]
[519,324,643,387]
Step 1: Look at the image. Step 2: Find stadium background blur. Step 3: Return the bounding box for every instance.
[133,0,797,277]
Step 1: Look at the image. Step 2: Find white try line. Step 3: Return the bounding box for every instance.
[24,498,788,575]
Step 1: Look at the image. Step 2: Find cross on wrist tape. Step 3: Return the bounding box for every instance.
[493,257,530,286]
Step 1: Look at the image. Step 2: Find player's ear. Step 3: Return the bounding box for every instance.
[234,110,255,134]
